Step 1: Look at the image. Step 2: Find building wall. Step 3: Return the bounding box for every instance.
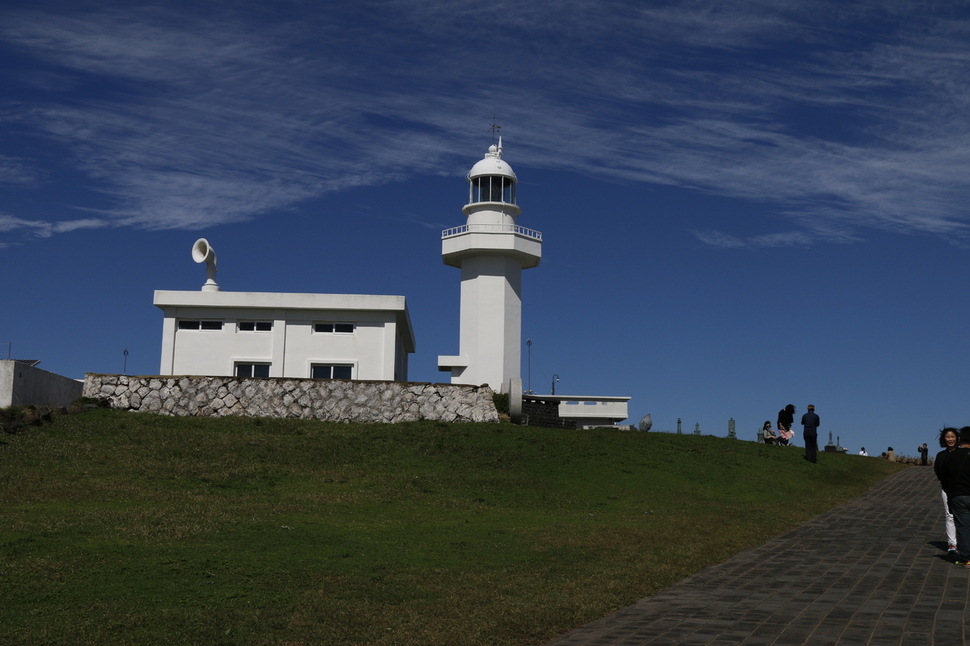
[522,396,576,429]
[0,361,83,408]
[455,255,522,388]
[159,306,404,381]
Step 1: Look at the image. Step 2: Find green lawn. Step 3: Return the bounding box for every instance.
[0,409,905,645]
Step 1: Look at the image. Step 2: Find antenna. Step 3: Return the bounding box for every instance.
[489,117,501,145]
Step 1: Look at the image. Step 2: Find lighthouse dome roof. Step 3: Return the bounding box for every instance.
[467,143,517,181]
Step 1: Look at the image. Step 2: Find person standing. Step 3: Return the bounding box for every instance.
[934,428,960,554]
[777,404,795,438]
[801,404,820,463]
[938,428,970,567]
[919,443,929,466]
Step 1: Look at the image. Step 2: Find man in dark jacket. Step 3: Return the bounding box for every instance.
[801,404,820,463]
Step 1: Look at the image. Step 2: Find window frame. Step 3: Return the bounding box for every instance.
[177,319,224,331]
[238,320,273,332]
[310,363,354,380]
[235,362,271,378]
[313,322,356,334]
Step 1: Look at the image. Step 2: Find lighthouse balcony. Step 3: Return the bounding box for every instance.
[441,224,542,269]
[441,224,542,241]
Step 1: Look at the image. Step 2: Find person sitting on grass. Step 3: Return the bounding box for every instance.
[762,421,777,445]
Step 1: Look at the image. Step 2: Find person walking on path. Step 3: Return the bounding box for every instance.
[936,428,970,566]
[933,428,960,554]
[919,443,929,466]
[801,404,820,463]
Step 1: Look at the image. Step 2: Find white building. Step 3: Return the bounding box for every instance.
[437,140,541,392]
[155,243,414,380]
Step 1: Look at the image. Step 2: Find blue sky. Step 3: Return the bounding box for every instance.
[2,0,969,456]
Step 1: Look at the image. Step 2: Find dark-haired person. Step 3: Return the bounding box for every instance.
[801,404,820,463]
[761,421,777,445]
[937,427,970,567]
[919,443,929,466]
[934,428,960,554]
[777,404,795,438]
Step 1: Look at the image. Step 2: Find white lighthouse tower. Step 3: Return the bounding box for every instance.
[437,140,542,392]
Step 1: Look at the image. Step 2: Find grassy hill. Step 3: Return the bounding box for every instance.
[0,408,906,646]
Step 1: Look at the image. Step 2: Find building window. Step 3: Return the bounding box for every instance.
[311,364,353,380]
[178,320,224,330]
[314,322,355,334]
[238,321,273,332]
[235,363,270,378]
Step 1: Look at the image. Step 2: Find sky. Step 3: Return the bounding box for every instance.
[2,0,970,457]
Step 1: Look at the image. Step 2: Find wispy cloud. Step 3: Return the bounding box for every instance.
[1,0,968,247]
[692,229,818,248]
[0,213,109,237]
[0,155,42,185]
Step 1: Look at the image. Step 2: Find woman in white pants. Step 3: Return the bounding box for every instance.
[935,428,959,553]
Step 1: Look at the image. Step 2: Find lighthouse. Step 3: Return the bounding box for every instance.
[437,140,542,392]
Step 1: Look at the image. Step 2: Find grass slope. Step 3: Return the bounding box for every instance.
[0,409,905,646]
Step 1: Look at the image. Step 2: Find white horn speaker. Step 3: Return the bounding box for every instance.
[191,238,220,291]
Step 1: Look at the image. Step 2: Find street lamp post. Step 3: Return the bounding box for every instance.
[526,339,532,393]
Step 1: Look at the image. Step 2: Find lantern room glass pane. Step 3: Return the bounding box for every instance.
[470,176,515,204]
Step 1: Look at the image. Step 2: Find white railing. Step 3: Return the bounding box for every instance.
[441,224,543,241]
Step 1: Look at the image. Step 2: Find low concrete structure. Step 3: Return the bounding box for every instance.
[0,360,82,408]
[521,393,630,429]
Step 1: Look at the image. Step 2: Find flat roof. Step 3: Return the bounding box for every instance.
[154,290,415,352]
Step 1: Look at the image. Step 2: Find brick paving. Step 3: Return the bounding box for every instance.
[543,467,969,645]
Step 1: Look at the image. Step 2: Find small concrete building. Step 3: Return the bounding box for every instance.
[154,244,414,380]
[0,360,83,408]
[521,394,631,429]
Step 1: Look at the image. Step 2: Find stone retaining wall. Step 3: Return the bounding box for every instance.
[82,374,499,424]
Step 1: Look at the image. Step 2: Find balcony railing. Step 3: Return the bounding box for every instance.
[441,224,543,241]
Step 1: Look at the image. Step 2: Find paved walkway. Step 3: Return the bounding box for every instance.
[543,467,969,645]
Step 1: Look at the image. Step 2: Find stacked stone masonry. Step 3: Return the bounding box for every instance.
[83,374,500,424]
